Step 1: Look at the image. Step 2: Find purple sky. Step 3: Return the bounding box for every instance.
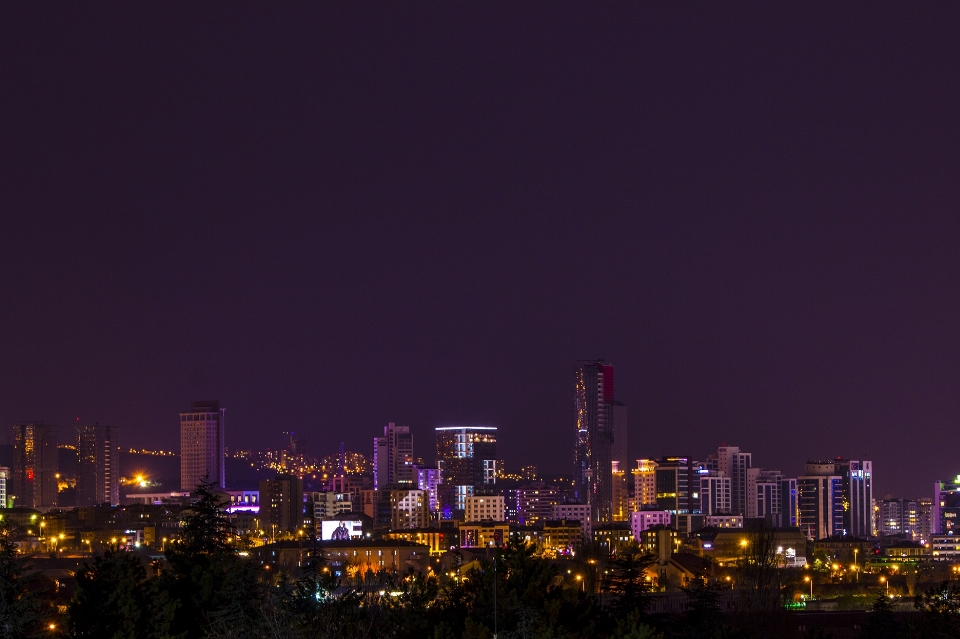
[2,5,960,497]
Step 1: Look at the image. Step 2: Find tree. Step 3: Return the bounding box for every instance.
[68,549,177,639]
[0,518,45,639]
[857,592,900,639]
[600,547,657,616]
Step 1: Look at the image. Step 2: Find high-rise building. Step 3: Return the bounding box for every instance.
[716,445,752,516]
[700,473,732,515]
[797,459,872,539]
[632,459,658,510]
[654,456,701,515]
[11,423,58,508]
[391,488,430,529]
[933,477,960,535]
[516,482,561,525]
[465,494,506,522]
[416,466,442,514]
[573,360,615,523]
[259,474,305,534]
[881,498,923,539]
[611,461,629,521]
[798,461,846,539]
[840,460,874,537]
[436,426,498,516]
[0,467,8,508]
[179,401,226,491]
[76,424,119,507]
[373,423,415,489]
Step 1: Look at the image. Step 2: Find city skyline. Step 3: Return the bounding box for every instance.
[4,5,960,501]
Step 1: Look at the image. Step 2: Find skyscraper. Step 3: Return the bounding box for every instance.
[259,474,304,534]
[436,426,497,516]
[573,360,615,523]
[11,422,58,508]
[76,423,119,507]
[716,445,752,516]
[373,423,414,489]
[180,401,225,491]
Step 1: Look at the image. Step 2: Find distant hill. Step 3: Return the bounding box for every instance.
[120,452,274,492]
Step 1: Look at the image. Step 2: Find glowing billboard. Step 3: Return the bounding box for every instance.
[321,520,363,541]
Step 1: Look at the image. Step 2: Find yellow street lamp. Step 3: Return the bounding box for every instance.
[804,575,813,599]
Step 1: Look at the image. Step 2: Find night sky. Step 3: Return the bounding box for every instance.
[2,5,959,497]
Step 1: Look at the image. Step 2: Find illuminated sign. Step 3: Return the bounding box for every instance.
[321,520,363,541]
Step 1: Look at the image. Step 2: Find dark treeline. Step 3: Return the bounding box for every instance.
[5,486,960,639]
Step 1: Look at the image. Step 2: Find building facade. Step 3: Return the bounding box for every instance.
[633,459,658,509]
[179,401,225,491]
[655,457,701,515]
[11,422,58,509]
[76,423,119,507]
[259,474,305,534]
[373,423,414,489]
[436,426,497,516]
[716,446,752,516]
[700,474,732,515]
[464,494,505,522]
[573,360,615,523]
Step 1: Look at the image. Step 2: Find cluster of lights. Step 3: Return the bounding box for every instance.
[126,448,177,456]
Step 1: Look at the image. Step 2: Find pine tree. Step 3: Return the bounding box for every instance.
[0,518,45,639]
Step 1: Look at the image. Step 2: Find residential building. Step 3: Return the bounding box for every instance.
[0,467,7,508]
[630,510,671,540]
[391,488,430,530]
[11,423,58,509]
[633,459,658,509]
[611,461,629,521]
[705,515,743,528]
[179,401,225,491]
[715,445,752,516]
[76,423,119,507]
[573,360,615,523]
[373,423,414,489]
[881,498,923,539]
[416,467,442,514]
[259,474,304,534]
[436,426,497,516]
[516,483,560,525]
[700,474,732,515]
[464,495,505,522]
[553,502,592,537]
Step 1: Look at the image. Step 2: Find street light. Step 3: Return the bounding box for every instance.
[853,548,858,582]
[804,576,813,599]
[880,576,888,594]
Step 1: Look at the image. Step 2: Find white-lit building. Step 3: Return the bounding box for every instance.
[630,510,672,541]
[464,494,505,522]
[553,503,592,536]
[179,401,225,491]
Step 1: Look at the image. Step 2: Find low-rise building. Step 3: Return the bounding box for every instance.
[553,503,591,537]
[630,510,671,541]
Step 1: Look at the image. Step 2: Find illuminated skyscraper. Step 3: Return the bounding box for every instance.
[632,459,659,510]
[180,401,225,491]
[798,459,872,539]
[573,360,615,523]
[373,423,414,489]
[11,422,58,508]
[76,423,119,507]
[435,426,497,516]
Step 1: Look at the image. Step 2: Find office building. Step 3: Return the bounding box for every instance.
[841,460,874,537]
[0,467,7,508]
[934,477,960,535]
[435,426,497,516]
[746,469,798,527]
[798,463,845,540]
[259,474,305,534]
[780,477,799,528]
[179,401,225,491]
[633,459,658,510]
[654,456,701,515]
[11,422,58,508]
[373,423,414,489]
[573,360,615,523]
[76,423,119,507]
